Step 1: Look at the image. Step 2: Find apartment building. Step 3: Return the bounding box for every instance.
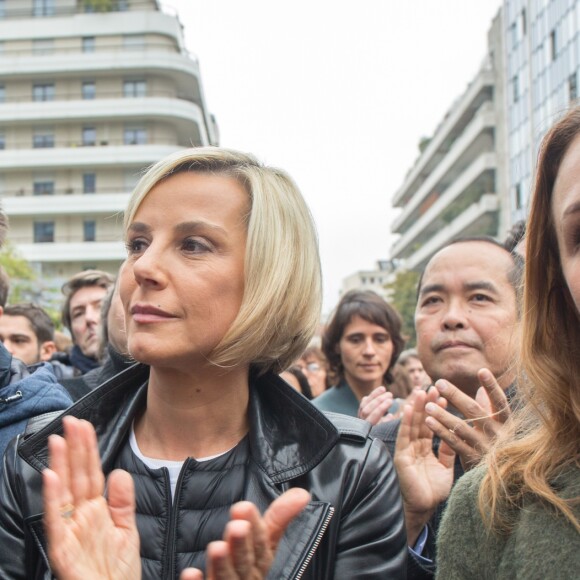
[506,0,580,224]
[389,11,508,272]
[0,0,217,286]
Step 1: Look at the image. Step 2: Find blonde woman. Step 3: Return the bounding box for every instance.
[437,108,580,578]
[0,148,406,579]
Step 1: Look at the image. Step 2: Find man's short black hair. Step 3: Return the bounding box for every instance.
[416,237,525,311]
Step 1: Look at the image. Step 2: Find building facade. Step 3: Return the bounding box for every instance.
[390,0,580,272]
[340,260,395,301]
[0,0,217,288]
[505,0,580,224]
[389,10,508,272]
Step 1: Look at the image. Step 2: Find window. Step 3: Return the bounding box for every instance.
[510,22,517,48]
[0,85,4,103]
[33,38,54,55]
[512,75,519,103]
[33,83,54,102]
[33,180,54,195]
[82,127,96,146]
[83,173,96,194]
[521,8,527,36]
[33,0,54,16]
[570,73,578,102]
[82,36,95,53]
[0,1,5,18]
[34,221,54,243]
[82,81,96,100]
[117,0,129,10]
[0,133,5,150]
[83,220,96,242]
[124,127,147,145]
[550,29,557,61]
[33,128,54,148]
[515,183,523,210]
[123,80,146,98]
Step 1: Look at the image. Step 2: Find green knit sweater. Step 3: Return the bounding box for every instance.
[436,464,580,579]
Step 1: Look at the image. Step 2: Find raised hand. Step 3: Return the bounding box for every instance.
[179,488,311,579]
[358,386,395,425]
[43,416,141,580]
[394,388,455,545]
[424,368,511,470]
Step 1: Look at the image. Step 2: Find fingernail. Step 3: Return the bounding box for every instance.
[436,380,447,392]
[425,402,437,413]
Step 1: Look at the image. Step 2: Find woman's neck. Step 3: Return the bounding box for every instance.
[134,363,250,461]
[344,374,383,401]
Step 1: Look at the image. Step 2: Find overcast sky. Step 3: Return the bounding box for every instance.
[161,0,503,314]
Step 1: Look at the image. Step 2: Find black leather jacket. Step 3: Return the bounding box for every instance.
[0,363,407,579]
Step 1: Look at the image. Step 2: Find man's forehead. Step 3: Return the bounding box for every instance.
[421,242,513,291]
[70,286,107,308]
[0,315,34,334]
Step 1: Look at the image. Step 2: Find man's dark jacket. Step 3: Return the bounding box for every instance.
[0,363,407,579]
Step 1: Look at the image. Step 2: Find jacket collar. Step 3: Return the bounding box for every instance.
[18,363,340,482]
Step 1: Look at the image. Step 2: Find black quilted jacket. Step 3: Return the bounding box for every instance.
[0,363,407,579]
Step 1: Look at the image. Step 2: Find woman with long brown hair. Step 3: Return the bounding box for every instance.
[436,107,580,577]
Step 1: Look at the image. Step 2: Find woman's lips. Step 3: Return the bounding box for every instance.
[130,304,176,323]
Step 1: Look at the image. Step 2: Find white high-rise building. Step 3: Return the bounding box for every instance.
[505,0,580,224]
[0,0,217,287]
[389,11,509,272]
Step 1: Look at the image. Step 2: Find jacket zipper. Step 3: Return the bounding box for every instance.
[0,390,22,406]
[294,505,335,580]
[163,459,190,579]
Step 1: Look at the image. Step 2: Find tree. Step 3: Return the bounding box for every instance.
[0,241,36,303]
[384,269,420,347]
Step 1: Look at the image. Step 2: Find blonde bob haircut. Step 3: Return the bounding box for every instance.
[124,147,322,375]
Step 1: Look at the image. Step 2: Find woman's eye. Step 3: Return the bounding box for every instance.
[126,239,147,254]
[182,238,212,253]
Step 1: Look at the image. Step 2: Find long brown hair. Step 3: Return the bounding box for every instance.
[479,107,580,533]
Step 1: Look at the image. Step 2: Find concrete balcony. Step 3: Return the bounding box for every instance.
[392,70,494,207]
[391,105,495,230]
[0,97,205,125]
[0,144,182,170]
[391,153,497,257]
[2,193,131,216]
[17,241,126,263]
[400,194,499,271]
[0,11,186,51]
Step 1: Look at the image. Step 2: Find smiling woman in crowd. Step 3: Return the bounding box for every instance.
[0,148,406,579]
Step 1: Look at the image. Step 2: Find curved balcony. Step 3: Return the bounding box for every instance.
[0,144,182,170]
[400,194,499,271]
[17,241,126,263]
[2,193,131,216]
[0,97,208,144]
[390,104,495,232]
[392,68,495,207]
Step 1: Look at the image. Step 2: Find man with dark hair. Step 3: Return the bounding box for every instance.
[365,236,522,579]
[60,269,114,375]
[0,303,57,366]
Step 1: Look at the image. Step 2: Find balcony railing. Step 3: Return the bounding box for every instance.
[0,1,151,20]
[0,88,198,104]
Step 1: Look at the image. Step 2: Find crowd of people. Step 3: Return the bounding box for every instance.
[0,106,578,578]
